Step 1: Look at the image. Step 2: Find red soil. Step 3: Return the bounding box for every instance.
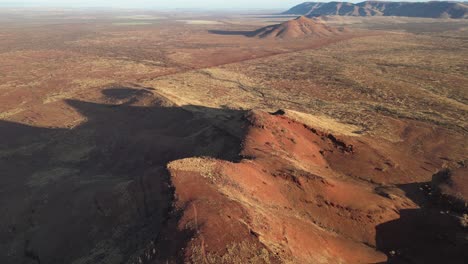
[253,16,347,39]
[162,110,467,264]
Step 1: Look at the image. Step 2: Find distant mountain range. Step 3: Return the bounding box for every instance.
[283,1,468,19]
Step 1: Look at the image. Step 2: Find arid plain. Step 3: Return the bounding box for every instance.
[0,8,467,264]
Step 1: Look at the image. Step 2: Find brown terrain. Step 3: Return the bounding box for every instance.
[252,16,347,39]
[0,7,467,264]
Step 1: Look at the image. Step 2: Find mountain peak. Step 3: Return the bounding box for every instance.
[253,16,347,39]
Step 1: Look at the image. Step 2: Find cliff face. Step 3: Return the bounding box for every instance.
[283,1,468,19]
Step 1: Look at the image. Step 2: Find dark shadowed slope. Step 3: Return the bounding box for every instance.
[0,87,246,264]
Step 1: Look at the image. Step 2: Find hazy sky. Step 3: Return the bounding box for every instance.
[0,0,304,9]
[0,0,434,9]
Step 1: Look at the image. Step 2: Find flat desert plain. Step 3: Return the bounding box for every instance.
[0,9,467,264]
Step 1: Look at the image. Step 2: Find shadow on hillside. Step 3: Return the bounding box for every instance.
[208,29,257,37]
[0,87,247,264]
[374,182,467,264]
